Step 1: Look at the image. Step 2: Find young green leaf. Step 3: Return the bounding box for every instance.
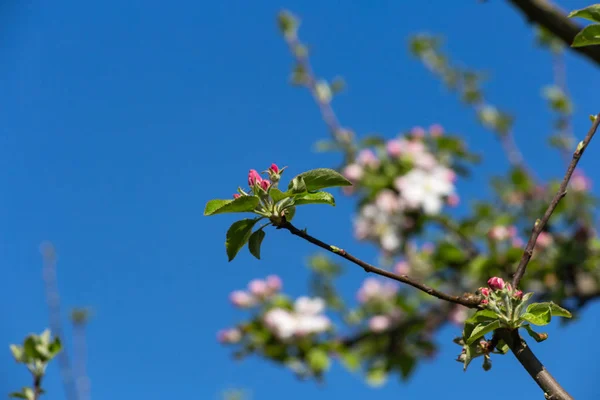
[9,345,24,363]
[284,206,296,222]
[248,230,266,260]
[307,348,330,372]
[572,24,600,47]
[293,191,335,206]
[288,168,352,192]
[466,320,501,345]
[521,303,552,326]
[568,5,600,23]
[270,188,292,203]
[204,196,260,216]
[465,309,498,324]
[548,302,572,318]
[494,340,509,354]
[226,219,260,261]
[48,336,62,357]
[521,324,548,343]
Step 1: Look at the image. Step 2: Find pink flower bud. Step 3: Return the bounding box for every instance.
[248,279,269,297]
[270,163,280,174]
[480,287,490,297]
[535,232,553,249]
[429,124,444,137]
[229,290,255,308]
[248,169,262,187]
[386,139,404,157]
[481,298,488,305]
[357,149,380,169]
[487,277,505,291]
[233,194,241,199]
[266,275,282,292]
[513,290,523,299]
[343,164,363,182]
[260,179,271,191]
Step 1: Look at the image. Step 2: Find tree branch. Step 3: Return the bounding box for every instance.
[276,220,481,308]
[512,113,600,288]
[498,329,573,400]
[507,0,600,67]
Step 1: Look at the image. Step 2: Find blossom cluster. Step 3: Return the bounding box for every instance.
[229,275,283,308]
[356,278,403,333]
[345,125,459,253]
[264,297,331,340]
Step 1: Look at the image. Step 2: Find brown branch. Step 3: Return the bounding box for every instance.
[276,220,481,308]
[40,242,79,400]
[512,113,600,288]
[33,375,42,400]
[498,329,573,400]
[507,0,600,67]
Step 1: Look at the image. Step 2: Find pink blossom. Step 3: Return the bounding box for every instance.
[487,277,505,291]
[488,226,509,241]
[535,232,553,249]
[410,126,426,138]
[248,169,262,186]
[343,163,363,182]
[248,279,269,297]
[514,290,523,299]
[386,139,404,157]
[217,328,242,344]
[357,278,381,303]
[507,226,518,238]
[270,163,280,174]
[233,194,241,199]
[412,152,438,170]
[447,193,460,207]
[394,261,410,275]
[229,290,255,308]
[260,179,271,191]
[512,238,524,248]
[266,275,282,292]
[429,124,444,137]
[357,149,380,168]
[480,287,490,297]
[481,298,488,305]
[369,315,391,332]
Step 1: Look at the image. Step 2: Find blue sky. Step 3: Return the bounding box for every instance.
[2,0,600,399]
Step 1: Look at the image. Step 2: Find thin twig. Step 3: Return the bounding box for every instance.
[498,329,573,400]
[33,375,42,400]
[276,220,481,308]
[512,113,600,288]
[73,320,90,400]
[507,0,600,67]
[40,242,78,400]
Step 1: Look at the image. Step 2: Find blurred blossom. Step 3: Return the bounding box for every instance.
[448,306,468,326]
[395,166,455,215]
[217,328,242,344]
[386,139,404,158]
[375,190,401,213]
[410,126,426,138]
[263,297,330,340]
[248,279,269,297]
[353,204,405,253]
[357,149,380,168]
[447,193,460,207]
[535,232,553,249]
[369,315,391,332]
[357,278,398,303]
[343,163,364,182]
[266,275,283,292]
[429,124,444,137]
[264,309,297,339]
[394,260,410,275]
[295,297,325,315]
[230,290,255,308]
[571,170,591,192]
[488,225,517,241]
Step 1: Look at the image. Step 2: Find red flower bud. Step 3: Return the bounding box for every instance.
[233,194,241,199]
[270,163,280,174]
[481,299,488,305]
[487,277,505,291]
[260,179,271,191]
[514,290,523,299]
[480,287,490,297]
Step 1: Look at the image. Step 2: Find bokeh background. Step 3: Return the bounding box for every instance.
[2,1,599,398]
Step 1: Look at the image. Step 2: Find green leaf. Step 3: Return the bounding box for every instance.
[9,345,24,362]
[494,340,509,354]
[521,324,548,343]
[226,219,260,261]
[466,309,499,324]
[288,176,307,194]
[23,336,41,360]
[248,230,266,260]
[339,351,360,372]
[293,191,335,206]
[288,168,352,192]
[307,348,330,372]
[284,206,296,222]
[572,24,600,47]
[548,302,572,318]
[521,307,551,326]
[9,392,28,400]
[466,320,502,345]
[366,367,387,387]
[270,188,292,203]
[568,5,600,23]
[204,196,259,216]
[48,336,62,357]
